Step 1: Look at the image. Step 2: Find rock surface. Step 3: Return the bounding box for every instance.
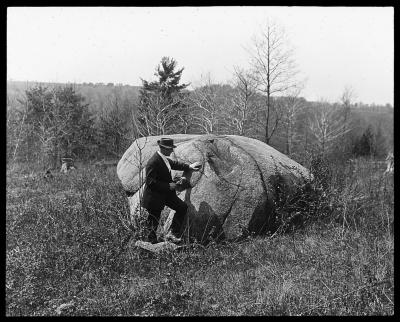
[117,134,312,242]
[55,301,75,315]
[134,240,180,253]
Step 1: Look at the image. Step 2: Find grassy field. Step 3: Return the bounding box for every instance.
[6,158,394,316]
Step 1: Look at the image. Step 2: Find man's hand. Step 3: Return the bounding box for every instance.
[189,162,202,171]
[169,182,177,191]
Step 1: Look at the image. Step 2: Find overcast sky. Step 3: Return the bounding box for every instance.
[7,6,393,105]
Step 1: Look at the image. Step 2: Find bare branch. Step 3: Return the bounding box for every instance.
[245,19,301,144]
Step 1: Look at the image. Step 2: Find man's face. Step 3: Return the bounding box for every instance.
[160,147,173,156]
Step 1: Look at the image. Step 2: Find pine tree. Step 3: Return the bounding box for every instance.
[137,57,189,136]
[353,125,374,157]
[372,125,387,158]
[142,57,188,100]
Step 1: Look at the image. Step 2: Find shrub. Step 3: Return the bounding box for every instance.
[272,154,393,237]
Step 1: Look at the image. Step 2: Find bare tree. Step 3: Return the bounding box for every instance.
[112,108,151,249]
[278,85,305,155]
[175,99,193,134]
[33,89,73,168]
[189,74,224,134]
[308,100,350,155]
[137,94,186,136]
[246,20,300,144]
[224,66,258,136]
[335,85,357,156]
[118,108,152,240]
[340,85,356,135]
[7,95,30,165]
[97,90,132,157]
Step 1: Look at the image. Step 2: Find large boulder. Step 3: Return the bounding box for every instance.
[117,134,312,242]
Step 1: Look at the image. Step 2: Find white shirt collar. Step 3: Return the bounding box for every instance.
[157,151,171,173]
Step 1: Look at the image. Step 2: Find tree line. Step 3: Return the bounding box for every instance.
[6,69,392,170]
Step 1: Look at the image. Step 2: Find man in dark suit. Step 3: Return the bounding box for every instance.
[142,138,201,243]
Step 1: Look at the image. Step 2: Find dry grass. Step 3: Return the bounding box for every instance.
[6,158,394,316]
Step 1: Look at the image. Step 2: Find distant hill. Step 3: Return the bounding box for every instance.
[7,80,141,113]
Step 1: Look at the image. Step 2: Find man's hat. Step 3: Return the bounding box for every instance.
[157,138,176,149]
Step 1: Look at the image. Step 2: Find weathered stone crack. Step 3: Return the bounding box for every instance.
[220,168,244,224]
[222,136,269,196]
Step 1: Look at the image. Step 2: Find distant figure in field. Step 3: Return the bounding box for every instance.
[60,157,76,174]
[43,169,53,179]
[385,152,394,174]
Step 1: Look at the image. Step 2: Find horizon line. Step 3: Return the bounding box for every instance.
[7,78,394,107]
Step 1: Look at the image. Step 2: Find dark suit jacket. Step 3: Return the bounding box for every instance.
[142,152,190,211]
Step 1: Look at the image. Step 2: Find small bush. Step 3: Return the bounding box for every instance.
[273,154,393,236]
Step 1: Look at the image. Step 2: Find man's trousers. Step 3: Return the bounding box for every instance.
[145,194,188,242]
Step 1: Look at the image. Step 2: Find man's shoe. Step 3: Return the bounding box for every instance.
[165,232,182,244]
[147,236,158,244]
